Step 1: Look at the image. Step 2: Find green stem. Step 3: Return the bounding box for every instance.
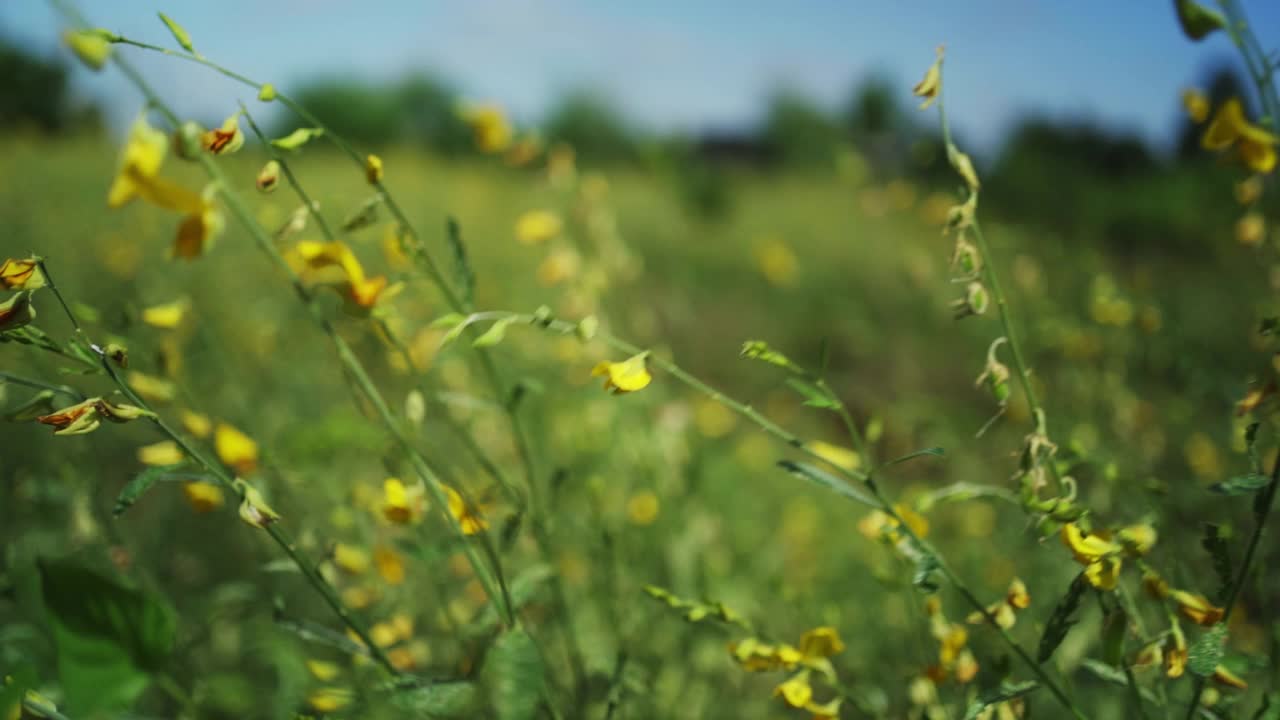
[34,258,401,676]
[0,371,83,400]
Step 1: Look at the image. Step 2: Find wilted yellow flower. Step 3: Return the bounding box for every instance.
[365,154,384,184]
[592,352,652,393]
[306,687,353,713]
[1117,524,1157,556]
[256,160,280,193]
[460,103,513,153]
[1202,98,1278,174]
[293,240,390,310]
[215,422,259,475]
[0,257,45,290]
[1166,622,1188,678]
[37,397,148,436]
[797,627,845,658]
[514,210,563,245]
[183,481,225,513]
[333,543,370,575]
[1171,590,1224,626]
[374,545,406,585]
[1213,665,1248,690]
[1182,88,1210,124]
[382,477,426,524]
[137,440,185,466]
[444,485,489,535]
[0,291,36,332]
[141,298,190,329]
[807,440,860,472]
[200,112,244,155]
[237,482,280,528]
[626,490,660,526]
[913,45,944,109]
[172,203,225,260]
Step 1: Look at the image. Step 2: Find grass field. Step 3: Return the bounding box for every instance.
[1,105,1277,719]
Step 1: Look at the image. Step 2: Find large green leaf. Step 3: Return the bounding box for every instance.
[39,558,176,714]
[482,627,545,720]
[392,681,479,718]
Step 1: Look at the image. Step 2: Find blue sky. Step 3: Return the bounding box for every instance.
[2,1,1277,156]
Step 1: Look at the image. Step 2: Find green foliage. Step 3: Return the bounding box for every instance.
[38,558,175,714]
[760,90,842,167]
[1188,623,1228,677]
[0,40,100,134]
[482,628,545,720]
[1037,573,1087,663]
[542,89,638,164]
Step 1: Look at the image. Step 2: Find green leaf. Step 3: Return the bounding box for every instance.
[1210,473,1271,495]
[5,389,58,421]
[882,447,945,469]
[1037,572,1088,663]
[1188,623,1227,677]
[1253,692,1280,720]
[739,340,795,369]
[1100,606,1127,666]
[777,460,874,506]
[430,313,468,329]
[446,217,476,309]
[912,551,941,594]
[1079,659,1160,705]
[913,482,1016,512]
[270,127,324,150]
[467,565,553,638]
[0,662,39,720]
[473,317,517,348]
[482,628,545,720]
[1202,523,1234,602]
[39,558,176,714]
[341,195,383,233]
[156,12,195,53]
[1174,0,1227,41]
[391,681,479,717]
[113,465,215,516]
[963,681,1038,720]
[784,377,839,409]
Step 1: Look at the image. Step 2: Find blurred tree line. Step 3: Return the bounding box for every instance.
[1,34,1254,249]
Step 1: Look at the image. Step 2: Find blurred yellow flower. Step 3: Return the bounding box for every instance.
[365,153,384,184]
[382,477,426,524]
[305,659,341,681]
[215,422,259,475]
[752,238,798,287]
[0,257,45,290]
[237,482,280,528]
[1061,523,1123,590]
[64,29,112,70]
[306,687,352,713]
[536,247,581,286]
[913,45,944,109]
[444,485,489,535]
[374,544,406,585]
[107,114,169,209]
[460,103,513,153]
[1213,665,1247,690]
[1117,524,1157,556]
[1165,622,1188,678]
[773,669,813,708]
[333,543,370,575]
[137,440,184,466]
[858,503,928,543]
[592,352,651,394]
[1236,212,1266,247]
[515,210,563,245]
[1182,88,1210,124]
[1171,590,1224,626]
[807,440,860,472]
[293,240,390,310]
[625,490,660,526]
[141,297,190,329]
[180,409,212,438]
[183,481,225,513]
[256,160,280,193]
[1202,98,1278,174]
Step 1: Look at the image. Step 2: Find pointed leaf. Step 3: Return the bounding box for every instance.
[270,127,324,150]
[1037,572,1088,663]
[392,681,479,717]
[473,317,516,349]
[1210,473,1270,495]
[1175,0,1227,41]
[156,12,195,53]
[483,628,545,720]
[777,460,874,506]
[114,466,216,516]
[785,377,839,409]
[963,681,1039,720]
[882,447,945,469]
[446,217,476,309]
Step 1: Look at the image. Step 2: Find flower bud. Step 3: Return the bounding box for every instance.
[365,154,384,184]
[258,83,277,102]
[256,160,281,193]
[63,30,112,71]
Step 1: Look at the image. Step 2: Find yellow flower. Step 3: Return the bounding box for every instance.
[200,112,244,155]
[1236,212,1266,247]
[858,503,929,543]
[306,687,353,713]
[374,545,406,585]
[1170,590,1224,626]
[773,669,813,708]
[1085,556,1122,591]
[183,481,225,513]
[1202,98,1279,174]
[126,371,176,403]
[1117,524,1157,556]
[1061,524,1125,589]
[256,160,280,193]
[625,490,660,526]
[0,290,35,332]
[0,257,45,290]
[1165,622,1188,679]
[37,397,148,436]
[108,114,170,208]
[172,203,225,260]
[444,485,489,535]
[365,154,384,184]
[514,210,563,245]
[64,29,112,70]
[306,659,341,681]
[1182,88,1210,124]
[1006,577,1031,609]
[141,297,190,329]
[382,477,426,524]
[180,409,213,438]
[460,103,513,153]
[913,45,944,109]
[797,627,845,658]
[215,422,259,475]
[292,240,390,310]
[592,352,652,394]
[1212,665,1248,690]
[332,543,370,575]
[807,440,861,472]
[137,440,185,466]
[536,247,580,286]
[753,238,799,287]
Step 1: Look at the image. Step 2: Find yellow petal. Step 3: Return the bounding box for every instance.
[807,440,861,472]
[137,440,185,466]
[1182,88,1210,124]
[374,545,406,585]
[773,670,813,708]
[382,477,425,524]
[1171,590,1224,626]
[141,298,190,329]
[797,627,845,659]
[0,257,45,290]
[215,422,260,475]
[1060,523,1121,564]
[592,352,651,394]
[180,409,213,438]
[1202,98,1246,150]
[306,659,341,681]
[365,154,384,184]
[1085,556,1123,591]
[172,205,224,260]
[183,481,225,513]
[1117,524,1157,556]
[107,114,168,208]
[306,687,352,713]
[200,112,244,155]
[514,210,563,245]
[333,543,370,575]
[912,46,944,110]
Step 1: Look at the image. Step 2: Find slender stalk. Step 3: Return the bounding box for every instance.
[51,0,519,631]
[33,259,401,676]
[0,371,83,400]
